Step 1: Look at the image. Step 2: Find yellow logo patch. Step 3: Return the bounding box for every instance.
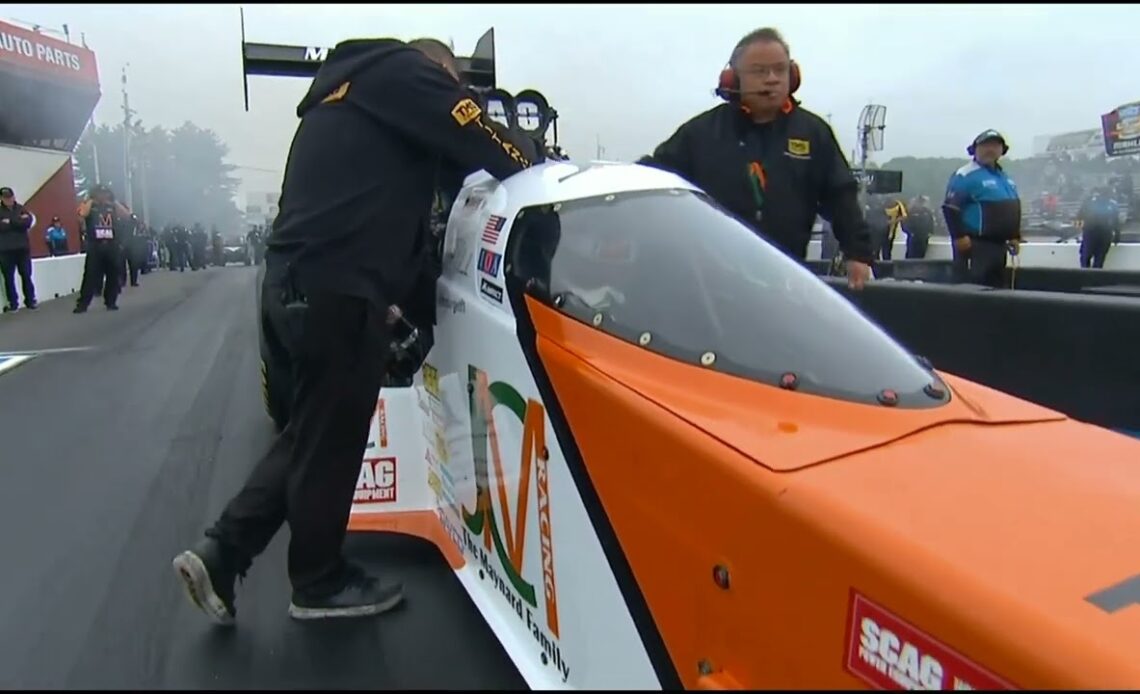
[321,81,350,104]
[788,138,810,156]
[451,97,483,126]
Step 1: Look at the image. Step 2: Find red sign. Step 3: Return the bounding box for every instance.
[377,399,388,449]
[844,591,1017,690]
[0,20,99,86]
[355,457,397,504]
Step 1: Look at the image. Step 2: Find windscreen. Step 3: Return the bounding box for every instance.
[509,188,946,408]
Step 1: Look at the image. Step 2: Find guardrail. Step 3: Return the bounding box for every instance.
[0,253,85,306]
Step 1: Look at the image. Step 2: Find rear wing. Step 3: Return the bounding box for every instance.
[239,8,496,111]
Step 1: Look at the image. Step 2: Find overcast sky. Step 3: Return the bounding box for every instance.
[7,3,1138,200]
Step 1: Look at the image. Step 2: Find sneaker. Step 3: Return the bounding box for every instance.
[2,305,14,313]
[172,537,244,626]
[288,564,403,621]
[73,305,87,314]
[106,304,119,311]
[25,301,37,310]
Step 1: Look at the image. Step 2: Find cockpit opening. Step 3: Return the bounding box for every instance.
[507,188,948,408]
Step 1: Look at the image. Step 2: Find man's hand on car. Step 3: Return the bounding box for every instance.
[846,260,871,291]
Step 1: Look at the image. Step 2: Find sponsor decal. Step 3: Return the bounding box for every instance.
[321,81,350,104]
[437,290,466,314]
[1086,571,1140,613]
[788,138,811,156]
[304,46,330,61]
[451,97,483,127]
[844,591,1016,690]
[377,399,388,448]
[422,363,441,401]
[462,366,568,681]
[478,248,503,277]
[482,214,507,245]
[480,277,504,304]
[355,457,397,504]
[364,399,389,451]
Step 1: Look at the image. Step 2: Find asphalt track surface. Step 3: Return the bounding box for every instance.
[0,265,525,690]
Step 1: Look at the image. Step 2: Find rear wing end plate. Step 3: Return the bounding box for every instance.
[239,7,496,111]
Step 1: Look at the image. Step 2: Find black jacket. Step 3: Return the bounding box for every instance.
[0,202,33,252]
[268,38,540,309]
[640,103,873,263]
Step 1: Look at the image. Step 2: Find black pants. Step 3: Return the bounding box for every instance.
[0,248,36,308]
[126,246,144,286]
[1080,228,1113,269]
[77,241,122,308]
[951,237,1007,288]
[905,234,930,259]
[209,269,390,594]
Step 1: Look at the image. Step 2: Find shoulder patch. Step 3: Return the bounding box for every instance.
[451,98,483,126]
[321,81,351,104]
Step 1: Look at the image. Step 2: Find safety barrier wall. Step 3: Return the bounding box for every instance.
[823,277,1140,432]
[811,259,1140,294]
[0,253,85,306]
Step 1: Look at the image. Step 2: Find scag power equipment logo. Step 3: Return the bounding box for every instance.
[355,457,397,504]
[462,365,569,682]
[844,591,1015,690]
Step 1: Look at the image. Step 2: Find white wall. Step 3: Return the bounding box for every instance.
[0,253,85,306]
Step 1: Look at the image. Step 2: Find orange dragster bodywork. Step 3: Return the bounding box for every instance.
[529,297,1140,690]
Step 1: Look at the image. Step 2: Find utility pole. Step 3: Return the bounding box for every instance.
[121,65,134,209]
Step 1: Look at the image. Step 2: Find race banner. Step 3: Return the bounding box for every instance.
[1101,101,1140,157]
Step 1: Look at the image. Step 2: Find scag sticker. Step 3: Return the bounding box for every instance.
[844,591,1016,691]
[355,457,397,504]
[451,97,483,126]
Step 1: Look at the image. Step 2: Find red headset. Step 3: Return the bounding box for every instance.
[716,59,801,101]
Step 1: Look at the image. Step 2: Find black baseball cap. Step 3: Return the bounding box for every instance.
[0,187,13,197]
[972,129,1007,148]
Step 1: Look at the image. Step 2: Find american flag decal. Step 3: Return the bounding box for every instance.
[482,215,506,245]
[478,248,502,277]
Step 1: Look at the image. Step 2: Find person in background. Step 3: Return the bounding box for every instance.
[639,27,873,289]
[881,197,907,260]
[0,186,38,312]
[1077,188,1121,269]
[74,184,131,313]
[45,216,69,256]
[902,195,935,259]
[211,227,225,267]
[864,196,891,261]
[125,215,149,287]
[941,129,1022,288]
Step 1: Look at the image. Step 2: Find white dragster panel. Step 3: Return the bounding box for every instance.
[351,390,430,516]
[430,163,682,689]
[350,163,690,689]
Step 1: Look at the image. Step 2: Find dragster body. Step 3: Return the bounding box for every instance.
[240,22,1140,690]
[347,161,1140,690]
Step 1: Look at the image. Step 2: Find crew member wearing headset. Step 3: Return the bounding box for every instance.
[941,130,1022,287]
[639,27,873,290]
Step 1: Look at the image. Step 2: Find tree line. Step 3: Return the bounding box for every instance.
[72,121,243,233]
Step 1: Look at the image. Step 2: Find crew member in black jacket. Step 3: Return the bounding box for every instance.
[0,186,37,311]
[640,27,873,289]
[74,184,131,313]
[173,36,540,626]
